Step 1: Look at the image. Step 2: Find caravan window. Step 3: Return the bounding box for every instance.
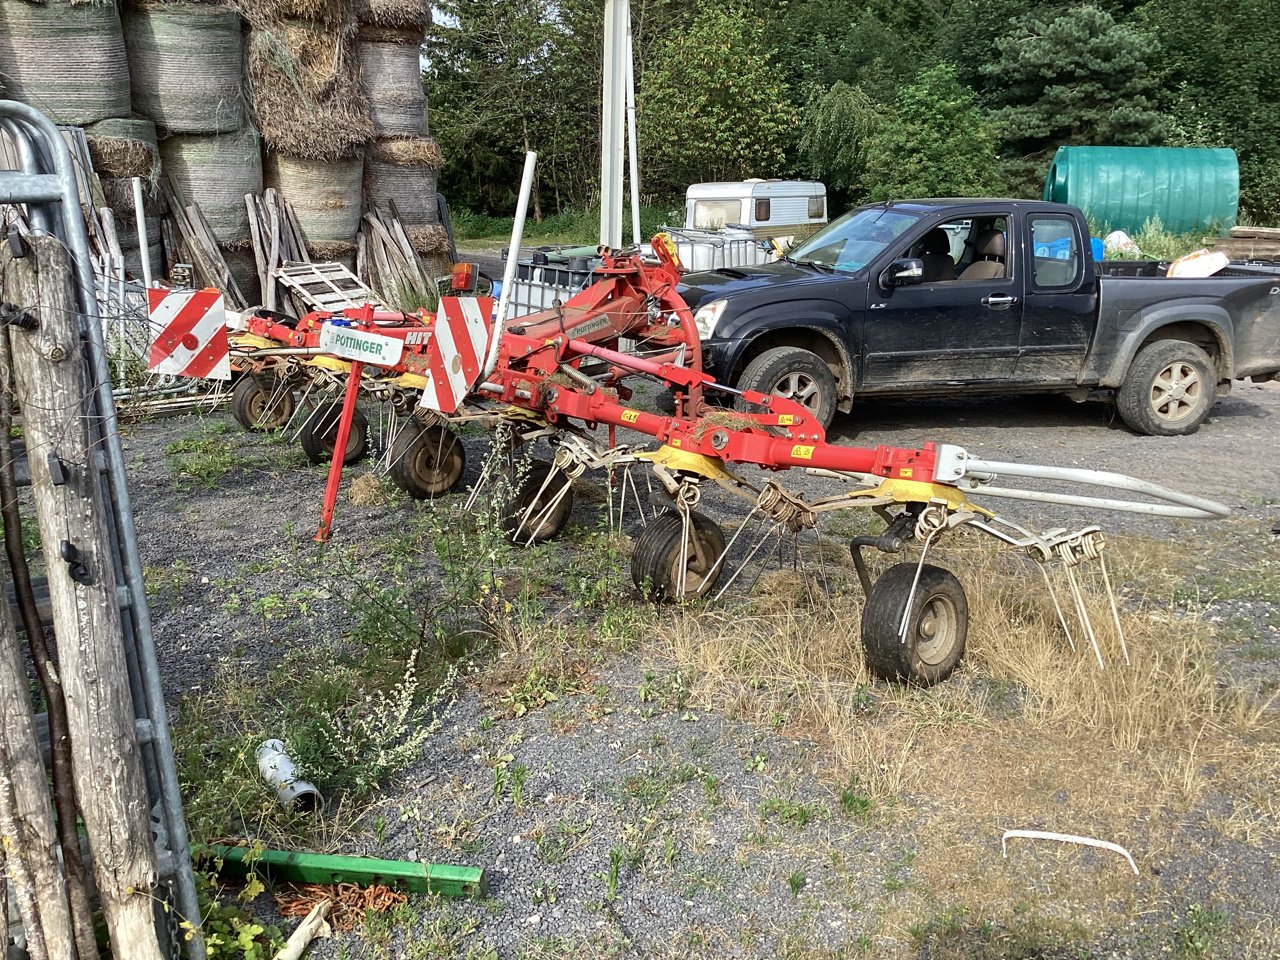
[755,198,771,222]
[807,195,825,219]
[693,199,741,229]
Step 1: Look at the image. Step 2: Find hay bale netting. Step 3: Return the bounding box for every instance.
[0,0,129,124]
[364,137,441,227]
[122,3,244,134]
[84,118,160,180]
[354,0,429,30]
[247,22,373,161]
[357,35,427,138]
[159,127,263,244]
[221,244,262,306]
[265,153,363,243]
[121,237,164,282]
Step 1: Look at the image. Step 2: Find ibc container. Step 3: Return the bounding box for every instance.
[1042,146,1239,235]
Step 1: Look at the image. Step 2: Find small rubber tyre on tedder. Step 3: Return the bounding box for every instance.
[860,562,968,686]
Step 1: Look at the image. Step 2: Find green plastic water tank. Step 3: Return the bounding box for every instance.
[1042,146,1239,234]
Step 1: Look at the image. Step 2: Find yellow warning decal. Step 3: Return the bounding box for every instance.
[899,468,913,478]
[791,444,815,460]
[777,414,795,426]
[621,410,640,423]
[670,438,682,447]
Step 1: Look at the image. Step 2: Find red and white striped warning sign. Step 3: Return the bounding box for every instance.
[419,296,495,414]
[146,288,231,380]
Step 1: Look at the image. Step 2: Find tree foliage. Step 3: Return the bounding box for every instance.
[799,82,880,203]
[639,4,797,196]
[426,0,1280,224]
[982,4,1166,182]
[862,65,1003,201]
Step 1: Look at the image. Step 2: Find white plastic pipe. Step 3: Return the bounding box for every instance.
[255,739,322,811]
[486,151,538,377]
[131,176,153,289]
[625,24,641,246]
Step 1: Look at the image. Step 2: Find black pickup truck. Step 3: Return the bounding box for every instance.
[677,199,1280,435]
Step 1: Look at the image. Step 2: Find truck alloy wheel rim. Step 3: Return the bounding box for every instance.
[1150,361,1203,422]
[914,595,958,665]
[772,372,820,410]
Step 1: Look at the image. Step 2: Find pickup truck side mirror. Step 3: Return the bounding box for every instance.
[882,258,925,287]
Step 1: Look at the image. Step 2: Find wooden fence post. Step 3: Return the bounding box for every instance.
[3,236,164,959]
[0,562,78,960]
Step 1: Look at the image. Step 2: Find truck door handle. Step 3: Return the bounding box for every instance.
[982,294,1019,309]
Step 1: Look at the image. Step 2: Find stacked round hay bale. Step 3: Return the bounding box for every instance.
[123,0,262,298]
[0,0,130,125]
[84,118,164,278]
[99,176,167,280]
[244,3,373,270]
[355,0,446,266]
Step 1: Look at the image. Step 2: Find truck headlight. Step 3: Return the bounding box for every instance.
[692,299,727,339]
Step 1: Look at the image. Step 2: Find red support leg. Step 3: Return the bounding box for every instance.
[315,359,364,542]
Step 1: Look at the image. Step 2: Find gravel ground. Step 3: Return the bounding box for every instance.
[123,380,1280,959]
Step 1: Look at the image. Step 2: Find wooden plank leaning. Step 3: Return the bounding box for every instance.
[4,235,165,960]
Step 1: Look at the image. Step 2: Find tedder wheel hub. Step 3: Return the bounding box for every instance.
[631,511,728,602]
[300,402,369,466]
[390,422,466,500]
[860,562,968,685]
[502,460,575,544]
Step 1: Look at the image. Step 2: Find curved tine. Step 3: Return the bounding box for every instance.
[897,531,938,642]
[513,466,562,544]
[677,504,691,599]
[1099,553,1130,666]
[285,380,319,438]
[520,476,572,548]
[702,505,761,588]
[711,518,782,603]
[1063,560,1105,671]
[1038,561,1077,652]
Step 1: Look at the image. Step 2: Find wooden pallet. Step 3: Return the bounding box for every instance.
[274,260,384,313]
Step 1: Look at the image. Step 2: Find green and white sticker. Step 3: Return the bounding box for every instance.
[319,323,404,366]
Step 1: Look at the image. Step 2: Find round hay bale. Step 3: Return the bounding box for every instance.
[159,126,263,244]
[84,118,160,180]
[364,137,441,227]
[0,0,130,124]
[247,23,372,161]
[354,0,429,30]
[406,224,449,256]
[123,3,244,134]
[308,240,356,270]
[358,38,426,138]
[121,237,164,282]
[221,245,262,306]
[100,176,166,218]
[264,153,363,243]
[229,0,345,26]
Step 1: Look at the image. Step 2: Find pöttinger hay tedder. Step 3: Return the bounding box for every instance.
[156,238,1229,686]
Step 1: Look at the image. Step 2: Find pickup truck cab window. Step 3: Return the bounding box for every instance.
[1030,215,1083,289]
[787,207,919,273]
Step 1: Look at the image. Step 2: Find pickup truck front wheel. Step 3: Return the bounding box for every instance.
[736,346,837,428]
[1117,340,1215,436]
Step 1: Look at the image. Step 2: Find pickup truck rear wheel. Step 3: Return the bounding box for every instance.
[736,346,837,428]
[1117,340,1215,436]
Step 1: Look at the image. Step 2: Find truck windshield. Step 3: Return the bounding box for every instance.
[788,208,920,273]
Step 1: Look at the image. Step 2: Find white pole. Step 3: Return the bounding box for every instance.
[625,24,641,246]
[130,176,152,289]
[599,0,628,249]
[486,151,537,377]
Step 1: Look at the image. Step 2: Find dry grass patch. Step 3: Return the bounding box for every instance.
[660,526,1280,948]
